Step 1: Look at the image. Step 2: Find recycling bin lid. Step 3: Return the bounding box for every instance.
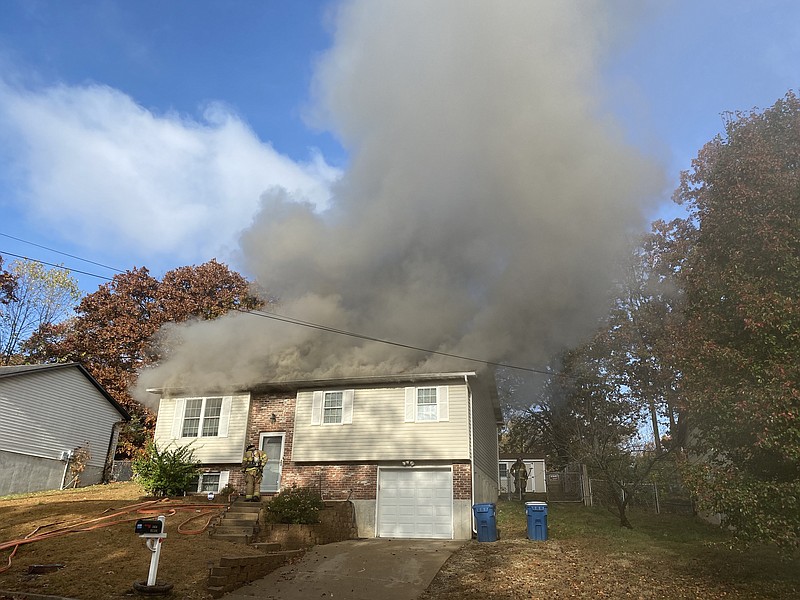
[525,501,547,506]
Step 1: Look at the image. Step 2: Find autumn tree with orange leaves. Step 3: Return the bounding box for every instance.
[662,92,800,548]
[25,259,264,457]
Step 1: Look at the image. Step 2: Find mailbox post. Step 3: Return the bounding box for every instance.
[135,516,167,588]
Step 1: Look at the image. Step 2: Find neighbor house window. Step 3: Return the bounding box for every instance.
[416,387,438,421]
[182,397,224,437]
[323,391,344,424]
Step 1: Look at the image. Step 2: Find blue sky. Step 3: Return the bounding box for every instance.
[0,0,798,296]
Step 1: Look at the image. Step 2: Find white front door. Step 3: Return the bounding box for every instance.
[377,468,453,539]
[259,433,285,493]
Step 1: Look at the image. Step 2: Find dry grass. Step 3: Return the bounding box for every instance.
[0,482,264,599]
[2,487,798,600]
[420,501,800,600]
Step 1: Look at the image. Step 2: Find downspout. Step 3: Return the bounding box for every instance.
[466,374,476,535]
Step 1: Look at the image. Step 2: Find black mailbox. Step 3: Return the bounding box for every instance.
[135,519,163,535]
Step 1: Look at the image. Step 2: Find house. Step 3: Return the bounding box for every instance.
[150,371,502,539]
[0,363,130,496]
[498,453,547,498]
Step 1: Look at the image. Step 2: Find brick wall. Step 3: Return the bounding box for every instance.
[280,464,379,500]
[453,462,473,499]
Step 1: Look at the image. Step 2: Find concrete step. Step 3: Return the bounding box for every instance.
[213,525,258,536]
[210,533,251,544]
[222,518,260,527]
[230,503,262,513]
[250,542,281,552]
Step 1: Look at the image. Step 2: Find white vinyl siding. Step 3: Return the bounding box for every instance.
[470,381,502,504]
[154,394,250,464]
[0,367,125,468]
[293,384,468,461]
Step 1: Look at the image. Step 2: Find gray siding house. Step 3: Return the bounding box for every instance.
[0,363,130,496]
[151,371,502,540]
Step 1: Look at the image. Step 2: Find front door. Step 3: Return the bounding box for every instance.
[259,433,285,493]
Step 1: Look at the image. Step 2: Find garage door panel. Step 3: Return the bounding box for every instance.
[378,468,453,539]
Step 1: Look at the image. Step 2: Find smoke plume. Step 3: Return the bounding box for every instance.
[136,1,664,401]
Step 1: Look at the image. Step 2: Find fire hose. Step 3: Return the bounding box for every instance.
[0,498,229,574]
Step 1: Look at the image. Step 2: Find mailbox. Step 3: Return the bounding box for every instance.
[135,519,164,536]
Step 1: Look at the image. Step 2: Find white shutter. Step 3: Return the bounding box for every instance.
[311,391,323,425]
[217,470,230,490]
[218,396,232,437]
[437,386,449,421]
[171,398,186,439]
[342,389,354,424]
[404,387,416,422]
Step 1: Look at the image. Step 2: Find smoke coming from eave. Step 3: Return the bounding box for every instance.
[135,0,664,403]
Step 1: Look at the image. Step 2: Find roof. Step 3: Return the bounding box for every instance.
[0,362,130,420]
[147,371,480,395]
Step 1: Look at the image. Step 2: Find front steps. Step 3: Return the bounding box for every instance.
[210,497,262,543]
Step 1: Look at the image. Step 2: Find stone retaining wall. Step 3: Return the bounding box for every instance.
[207,551,303,598]
[261,500,359,550]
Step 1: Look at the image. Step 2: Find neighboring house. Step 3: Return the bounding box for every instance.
[0,363,130,496]
[498,453,547,498]
[151,371,502,540]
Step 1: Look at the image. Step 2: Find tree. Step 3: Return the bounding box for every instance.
[24,259,265,457]
[0,259,81,365]
[0,255,17,306]
[666,91,800,548]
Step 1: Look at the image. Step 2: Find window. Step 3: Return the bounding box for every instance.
[186,471,228,493]
[181,397,224,437]
[416,387,438,421]
[404,386,449,422]
[323,391,344,424]
[310,390,354,425]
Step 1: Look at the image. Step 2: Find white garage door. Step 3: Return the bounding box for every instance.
[377,468,453,539]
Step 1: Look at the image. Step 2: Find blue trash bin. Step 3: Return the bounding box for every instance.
[525,501,548,541]
[473,503,498,542]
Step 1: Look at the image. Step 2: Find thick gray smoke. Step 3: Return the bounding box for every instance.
[135,1,664,402]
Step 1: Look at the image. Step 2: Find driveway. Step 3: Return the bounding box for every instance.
[223,538,465,600]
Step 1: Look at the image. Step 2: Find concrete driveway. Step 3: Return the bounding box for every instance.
[223,538,465,600]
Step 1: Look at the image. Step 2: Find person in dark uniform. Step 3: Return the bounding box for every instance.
[510,457,529,501]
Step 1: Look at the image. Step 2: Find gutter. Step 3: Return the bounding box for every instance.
[466,374,477,536]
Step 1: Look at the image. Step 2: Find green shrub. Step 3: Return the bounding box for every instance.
[266,486,324,524]
[132,441,200,497]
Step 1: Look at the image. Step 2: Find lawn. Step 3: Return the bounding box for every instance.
[0,482,264,599]
[1,487,797,599]
[420,500,800,599]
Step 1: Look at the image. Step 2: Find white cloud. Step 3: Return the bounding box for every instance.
[0,81,339,264]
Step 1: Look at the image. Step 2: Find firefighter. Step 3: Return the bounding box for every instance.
[510,457,529,501]
[242,444,268,502]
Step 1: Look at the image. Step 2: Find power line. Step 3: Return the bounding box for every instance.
[0,243,556,377]
[0,232,124,272]
[0,250,114,281]
[234,307,556,377]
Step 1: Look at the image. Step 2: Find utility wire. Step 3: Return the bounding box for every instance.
[0,250,113,281]
[235,307,556,377]
[0,241,557,376]
[0,232,124,272]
